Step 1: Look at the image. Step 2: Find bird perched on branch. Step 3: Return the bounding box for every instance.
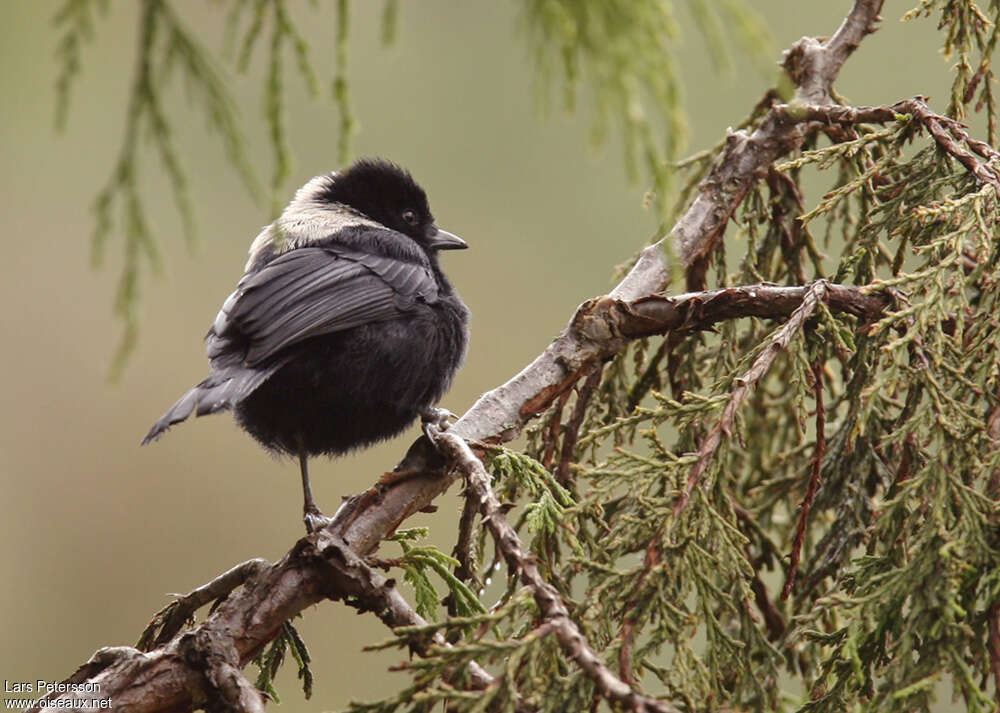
[143,158,470,532]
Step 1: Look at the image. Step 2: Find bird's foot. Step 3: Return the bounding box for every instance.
[303,506,333,534]
[420,406,456,439]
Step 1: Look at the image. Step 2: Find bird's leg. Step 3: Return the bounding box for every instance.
[299,449,331,534]
[419,406,456,439]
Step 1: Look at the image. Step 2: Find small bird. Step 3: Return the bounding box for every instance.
[143,158,470,532]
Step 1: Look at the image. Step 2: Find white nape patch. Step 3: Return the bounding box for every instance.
[244,172,383,271]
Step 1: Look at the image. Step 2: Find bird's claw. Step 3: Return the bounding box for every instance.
[304,507,333,534]
[420,407,456,436]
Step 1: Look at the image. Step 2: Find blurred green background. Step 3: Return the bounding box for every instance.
[0,2,957,710]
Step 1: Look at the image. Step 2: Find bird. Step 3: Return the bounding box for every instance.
[142,158,470,532]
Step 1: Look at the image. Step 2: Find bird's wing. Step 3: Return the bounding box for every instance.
[210,245,439,367]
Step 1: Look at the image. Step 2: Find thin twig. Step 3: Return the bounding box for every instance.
[448,491,482,615]
[782,359,827,600]
[626,338,670,411]
[750,572,787,642]
[557,365,605,487]
[542,388,573,469]
[618,539,662,686]
[732,503,788,641]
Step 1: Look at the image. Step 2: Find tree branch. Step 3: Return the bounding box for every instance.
[428,427,681,713]
[785,0,884,106]
[778,98,1000,193]
[556,365,604,487]
[139,558,271,650]
[29,531,493,713]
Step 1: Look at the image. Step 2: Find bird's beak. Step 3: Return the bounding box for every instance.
[428,227,468,250]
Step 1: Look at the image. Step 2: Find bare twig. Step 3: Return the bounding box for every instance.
[618,540,662,686]
[541,388,573,469]
[139,558,271,650]
[750,573,787,642]
[429,427,680,713]
[732,503,788,641]
[449,491,482,612]
[626,337,670,411]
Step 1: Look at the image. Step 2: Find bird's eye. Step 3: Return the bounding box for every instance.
[402,209,418,225]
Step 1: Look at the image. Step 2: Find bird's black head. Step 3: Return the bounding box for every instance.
[316,158,466,251]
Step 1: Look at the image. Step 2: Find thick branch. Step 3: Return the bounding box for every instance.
[785,0,884,105]
[185,630,267,713]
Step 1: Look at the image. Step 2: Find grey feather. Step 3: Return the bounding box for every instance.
[141,364,283,444]
[217,245,440,367]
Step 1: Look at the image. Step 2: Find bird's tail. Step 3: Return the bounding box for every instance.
[141,368,278,445]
